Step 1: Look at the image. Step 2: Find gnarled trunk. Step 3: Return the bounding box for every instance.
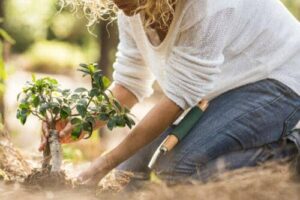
[49,130,62,172]
[43,129,62,172]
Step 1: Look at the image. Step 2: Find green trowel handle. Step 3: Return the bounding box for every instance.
[171,101,208,141]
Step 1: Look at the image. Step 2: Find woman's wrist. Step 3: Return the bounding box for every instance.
[93,153,117,174]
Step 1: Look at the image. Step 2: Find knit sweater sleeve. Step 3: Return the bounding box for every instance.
[112,13,155,102]
[164,7,235,110]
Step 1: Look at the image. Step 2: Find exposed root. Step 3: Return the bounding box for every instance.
[23,168,72,190]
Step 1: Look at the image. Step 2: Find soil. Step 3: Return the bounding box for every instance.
[23,168,71,189]
[1,162,300,200]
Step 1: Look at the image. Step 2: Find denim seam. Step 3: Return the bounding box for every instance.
[171,93,285,174]
[232,94,284,123]
[268,78,300,98]
[282,107,300,138]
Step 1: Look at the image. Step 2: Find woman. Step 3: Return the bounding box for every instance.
[41,0,300,185]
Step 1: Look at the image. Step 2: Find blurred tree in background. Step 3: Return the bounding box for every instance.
[2,0,115,76]
[0,1,15,121]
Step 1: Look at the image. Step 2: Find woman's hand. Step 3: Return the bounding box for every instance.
[76,96,182,186]
[39,119,107,151]
[38,120,80,151]
[77,155,113,186]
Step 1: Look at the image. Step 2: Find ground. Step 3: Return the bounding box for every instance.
[0,161,300,200]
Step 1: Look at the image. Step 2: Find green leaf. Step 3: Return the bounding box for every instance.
[16,109,29,125]
[124,107,130,113]
[82,121,93,133]
[31,74,36,82]
[56,98,63,104]
[49,102,60,110]
[32,96,40,107]
[53,107,60,115]
[17,92,22,101]
[83,122,93,139]
[78,99,88,106]
[85,116,96,126]
[102,76,111,89]
[0,29,15,44]
[87,64,96,73]
[100,105,107,112]
[92,63,99,68]
[98,113,109,121]
[71,94,80,100]
[107,118,116,130]
[89,88,100,97]
[60,106,71,119]
[74,88,88,93]
[79,63,88,68]
[115,116,126,127]
[71,124,82,139]
[113,99,122,111]
[108,110,116,116]
[102,92,110,102]
[39,103,49,116]
[19,102,29,110]
[124,115,135,129]
[62,89,71,96]
[76,104,87,118]
[77,69,90,76]
[92,71,103,90]
[71,118,81,125]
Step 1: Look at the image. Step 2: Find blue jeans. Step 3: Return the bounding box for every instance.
[117,79,300,182]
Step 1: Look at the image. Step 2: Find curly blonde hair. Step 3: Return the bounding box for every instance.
[59,0,177,30]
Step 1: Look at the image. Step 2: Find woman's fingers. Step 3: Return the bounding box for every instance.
[59,122,73,138]
[42,122,50,138]
[38,136,47,152]
[39,120,86,147]
[77,156,111,186]
[59,122,86,143]
[77,167,104,186]
[39,122,49,152]
[77,169,92,183]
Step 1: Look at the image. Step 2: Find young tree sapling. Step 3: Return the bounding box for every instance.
[17,63,135,173]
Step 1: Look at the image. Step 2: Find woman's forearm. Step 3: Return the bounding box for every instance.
[109,83,139,109]
[103,95,183,170]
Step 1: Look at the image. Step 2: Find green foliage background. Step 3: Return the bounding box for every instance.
[0,0,299,76]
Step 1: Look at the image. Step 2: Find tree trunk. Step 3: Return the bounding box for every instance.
[0,0,3,21]
[43,129,62,172]
[0,0,5,122]
[98,20,119,139]
[98,20,118,78]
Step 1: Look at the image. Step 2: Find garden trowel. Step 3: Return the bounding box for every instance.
[148,100,209,169]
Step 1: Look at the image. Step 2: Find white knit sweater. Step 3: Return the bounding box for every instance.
[112,0,300,110]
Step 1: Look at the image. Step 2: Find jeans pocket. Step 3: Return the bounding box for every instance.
[283,107,300,137]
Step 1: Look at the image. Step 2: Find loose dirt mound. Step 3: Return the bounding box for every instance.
[0,128,31,181]
[1,162,299,200]
[23,168,71,189]
[130,163,300,200]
